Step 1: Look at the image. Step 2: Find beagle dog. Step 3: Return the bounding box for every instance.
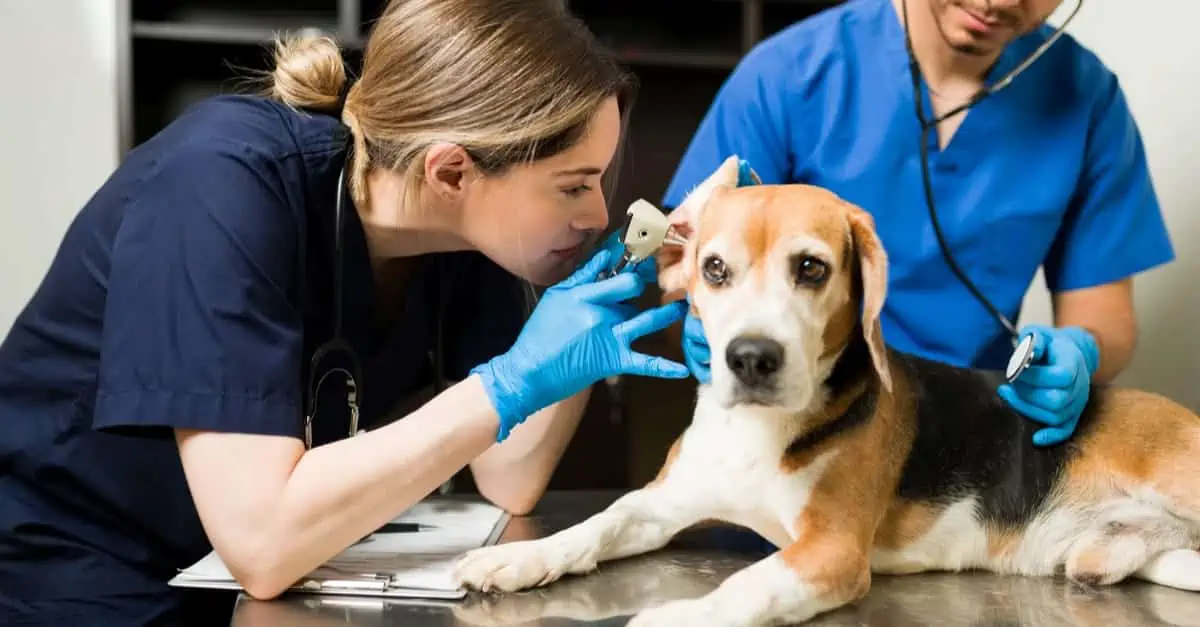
[454,157,1200,626]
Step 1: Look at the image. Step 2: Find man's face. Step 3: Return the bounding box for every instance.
[928,0,1066,56]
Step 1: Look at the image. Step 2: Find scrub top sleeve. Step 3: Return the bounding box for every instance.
[92,140,305,439]
[1042,75,1175,293]
[661,43,799,210]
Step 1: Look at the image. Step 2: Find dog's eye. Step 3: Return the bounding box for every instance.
[793,255,828,286]
[701,255,730,286]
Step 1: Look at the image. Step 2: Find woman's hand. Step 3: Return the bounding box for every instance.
[471,249,690,440]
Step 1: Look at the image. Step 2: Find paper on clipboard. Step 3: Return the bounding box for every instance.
[170,497,509,599]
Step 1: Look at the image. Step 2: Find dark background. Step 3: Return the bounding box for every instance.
[121,0,844,489]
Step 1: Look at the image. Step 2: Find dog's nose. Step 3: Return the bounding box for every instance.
[725,336,784,386]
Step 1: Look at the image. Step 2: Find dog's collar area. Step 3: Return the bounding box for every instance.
[781,328,880,458]
[786,378,877,459]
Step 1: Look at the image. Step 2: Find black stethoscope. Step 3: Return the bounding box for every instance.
[900,0,1083,381]
[304,163,366,450]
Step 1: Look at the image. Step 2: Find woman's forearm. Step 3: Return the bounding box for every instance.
[212,375,500,598]
[469,386,592,514]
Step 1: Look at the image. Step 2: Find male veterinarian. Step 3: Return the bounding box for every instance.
[662,0,1174,447]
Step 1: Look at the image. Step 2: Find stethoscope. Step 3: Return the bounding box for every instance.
[304,163,366,450]
[900,0,1083,381]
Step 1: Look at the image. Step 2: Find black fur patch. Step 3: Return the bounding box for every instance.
[892,351,1100,528]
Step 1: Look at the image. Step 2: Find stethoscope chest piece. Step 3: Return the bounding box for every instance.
[1005,333,1036,384]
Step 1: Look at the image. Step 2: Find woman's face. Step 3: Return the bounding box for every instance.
[459,97,622,286]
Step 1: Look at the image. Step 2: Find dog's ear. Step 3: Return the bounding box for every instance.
[657,156,741,300]
[847,207,892,393]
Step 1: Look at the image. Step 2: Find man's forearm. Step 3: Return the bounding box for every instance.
[1053,314,1136,384]
[1051,278,1138,385]
[1077,322,1135,384]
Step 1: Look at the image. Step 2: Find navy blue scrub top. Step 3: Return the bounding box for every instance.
[663,0,1174,371]
[0,95,527,625]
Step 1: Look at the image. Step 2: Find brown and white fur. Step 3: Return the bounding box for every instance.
[453,157,1200,626]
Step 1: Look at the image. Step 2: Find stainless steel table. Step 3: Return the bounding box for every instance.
[230,490,1200,626]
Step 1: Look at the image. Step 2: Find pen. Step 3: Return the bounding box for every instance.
[374,522,437,533]
[353,521,438,545]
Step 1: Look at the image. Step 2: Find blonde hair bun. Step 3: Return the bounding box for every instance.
[269,33,348,113]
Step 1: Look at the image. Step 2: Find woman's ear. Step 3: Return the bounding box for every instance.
[424,143,473,198]
[656,156,742,300]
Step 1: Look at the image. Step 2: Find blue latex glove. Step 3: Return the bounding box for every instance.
[471,248,689,441]
[599,227,658,284]
[679,158,760,384]
[997,324,1100,447]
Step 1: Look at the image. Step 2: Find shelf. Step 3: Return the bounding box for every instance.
[132,21,344,46]
[132,0,344,45]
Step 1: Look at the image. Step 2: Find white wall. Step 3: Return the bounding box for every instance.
[1024,1,1200,409]
[0,1,120,332]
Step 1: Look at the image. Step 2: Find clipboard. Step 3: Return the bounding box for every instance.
[170,497,509,600]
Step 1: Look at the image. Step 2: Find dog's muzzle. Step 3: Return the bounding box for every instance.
[726,335,784,404]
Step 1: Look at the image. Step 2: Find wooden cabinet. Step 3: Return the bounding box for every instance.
[118,0,842,490]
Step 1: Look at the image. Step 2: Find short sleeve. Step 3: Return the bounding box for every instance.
[92,139,305,438]
[1042,73,1175,292]
[662,42,799,210]
[439,254,529,382]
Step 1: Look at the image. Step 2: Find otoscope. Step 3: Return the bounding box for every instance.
[597,199,688,280]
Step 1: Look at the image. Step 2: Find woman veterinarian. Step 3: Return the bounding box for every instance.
[0,1,687,624]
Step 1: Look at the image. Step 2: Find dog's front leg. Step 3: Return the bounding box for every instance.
[454,483,710,593]
[627,532,871,627]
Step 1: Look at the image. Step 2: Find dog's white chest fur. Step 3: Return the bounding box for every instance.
[662,391,838,548]
[452,389,849,626]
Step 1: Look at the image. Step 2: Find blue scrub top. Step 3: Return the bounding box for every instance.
[0,96,527,625]
[664,0,1174,370]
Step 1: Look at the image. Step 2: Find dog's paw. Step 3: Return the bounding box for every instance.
[627,599,716,627]
[454,539,596,593]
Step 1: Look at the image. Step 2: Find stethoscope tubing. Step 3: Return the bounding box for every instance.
[900,0,1084,347]
[304,163,365,450]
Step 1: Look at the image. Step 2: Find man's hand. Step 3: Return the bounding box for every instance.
[998,325,1100,447]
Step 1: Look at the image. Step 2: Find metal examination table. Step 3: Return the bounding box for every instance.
[230,490,1200,626]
